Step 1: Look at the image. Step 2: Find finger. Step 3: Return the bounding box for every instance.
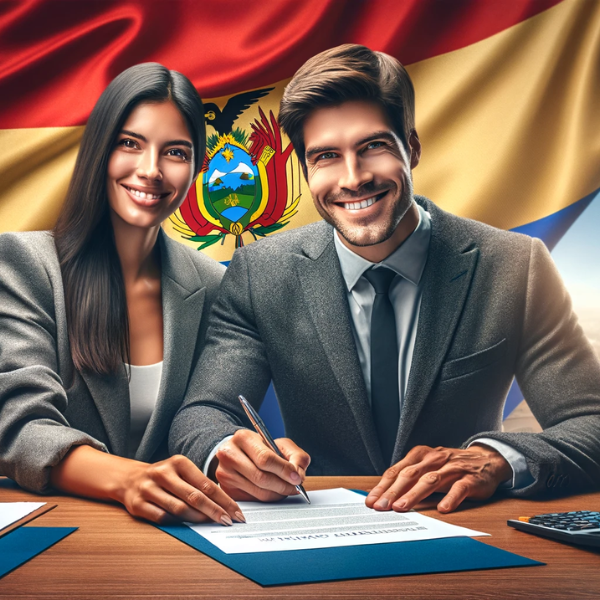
[437,478,474,513]
[158,468,240,524]
[219,481,270,502]
[371,451,452,510]
[391,462,465,512]
[217,439,295,499]
[137,482,220,524]
[130,498,172,525]
[275,438,311,480]
[366,445,435,507]
[217,463,288,502]
[235,431,302,488]
[170,455,245,522]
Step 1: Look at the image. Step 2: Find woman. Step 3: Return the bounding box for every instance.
[0,63,243,526]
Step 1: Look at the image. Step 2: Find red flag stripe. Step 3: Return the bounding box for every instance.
[0,0,560,130]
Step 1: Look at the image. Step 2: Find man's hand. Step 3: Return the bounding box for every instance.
[214,429,311,501]
[365,444,512,513]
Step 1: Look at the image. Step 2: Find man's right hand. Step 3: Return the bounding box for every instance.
[214,429,311,501]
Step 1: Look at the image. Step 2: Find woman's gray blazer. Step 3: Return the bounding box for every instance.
[0,229,224,493]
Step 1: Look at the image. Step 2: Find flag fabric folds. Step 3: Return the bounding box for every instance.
[0,0,598,425]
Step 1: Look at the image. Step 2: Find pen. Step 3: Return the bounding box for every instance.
[238,395,310,504]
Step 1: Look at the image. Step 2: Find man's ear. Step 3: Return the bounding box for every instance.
[409,129,421,170]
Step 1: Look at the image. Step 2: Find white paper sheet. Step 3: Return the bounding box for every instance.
[0,502,46,532]
[187,488,488,554]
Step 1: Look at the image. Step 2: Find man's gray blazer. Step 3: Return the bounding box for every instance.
[170,196,600,497]
[0,229,224,493]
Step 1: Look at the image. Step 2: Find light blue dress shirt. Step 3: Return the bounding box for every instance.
[334,202,533,489]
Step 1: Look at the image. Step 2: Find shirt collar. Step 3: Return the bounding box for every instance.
[334,201,432,292]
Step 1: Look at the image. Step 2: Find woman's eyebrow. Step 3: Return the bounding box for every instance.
[121,129,146,142]
[167,139,193,148]
[120,130,192,148]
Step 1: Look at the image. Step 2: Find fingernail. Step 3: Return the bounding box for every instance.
[439,502,449,512]
[394,500,408,511]
[375,498,389,509]
[220,514,233,526]
[234,511,246,523]
[290,472,301,484]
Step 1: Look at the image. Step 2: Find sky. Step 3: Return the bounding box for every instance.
[551,191,600,357]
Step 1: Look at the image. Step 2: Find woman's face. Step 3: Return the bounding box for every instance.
[106,100,195,230]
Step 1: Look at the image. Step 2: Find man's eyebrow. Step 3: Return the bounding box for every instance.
[355,131,398,146]
[119,130,193,148]
[305,131,398,161]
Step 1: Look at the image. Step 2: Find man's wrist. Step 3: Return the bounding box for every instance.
[469,442,513,487]
[470,437,535,490]
[203,435,235,476]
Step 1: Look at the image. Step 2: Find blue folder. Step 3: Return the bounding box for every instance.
[0,526,77,579]
[157,491,543,586]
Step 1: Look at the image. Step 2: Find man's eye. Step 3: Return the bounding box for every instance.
[317,152,336,161]
[366,141,385,150]
[167,148,191,161]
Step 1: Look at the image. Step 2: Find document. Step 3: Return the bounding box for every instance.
[0,502,46,532]
[187,488,487,554]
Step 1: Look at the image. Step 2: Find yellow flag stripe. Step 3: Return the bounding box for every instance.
[1,0,598,243]
[409,0,600,230]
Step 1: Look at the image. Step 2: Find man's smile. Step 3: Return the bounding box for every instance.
[339,190,388,211]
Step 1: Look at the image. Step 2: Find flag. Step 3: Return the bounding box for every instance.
[1,0,598,431]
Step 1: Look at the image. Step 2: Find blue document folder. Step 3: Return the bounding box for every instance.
[158,499,543,587]
[0,526,77,579]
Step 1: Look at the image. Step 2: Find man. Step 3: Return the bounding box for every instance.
[170,45,600,513]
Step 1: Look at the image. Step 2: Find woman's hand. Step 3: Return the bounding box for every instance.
[51,446,245,525]
[116,454,245,524]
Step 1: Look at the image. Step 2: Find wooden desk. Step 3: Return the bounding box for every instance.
[0,477,598,599]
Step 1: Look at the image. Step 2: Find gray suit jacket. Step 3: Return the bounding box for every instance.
[0,229,224,493]
[170,196,600,496]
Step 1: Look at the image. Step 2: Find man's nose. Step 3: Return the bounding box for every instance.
[338,155,373,191]
[136,148,162,182]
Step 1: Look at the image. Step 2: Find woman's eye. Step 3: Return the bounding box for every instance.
[167,148,191,161]
[118,138,139,149]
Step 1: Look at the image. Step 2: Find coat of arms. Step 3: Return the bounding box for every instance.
[170,88,300,250]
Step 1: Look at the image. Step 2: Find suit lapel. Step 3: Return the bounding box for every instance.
[136,231,206,461]
[394,203,479,461]
[81,367,129,457]
[294,224,386,474]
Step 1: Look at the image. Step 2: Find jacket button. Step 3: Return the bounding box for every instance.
[560,475,570,488]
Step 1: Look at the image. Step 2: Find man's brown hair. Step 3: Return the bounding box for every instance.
[279,44,415,169]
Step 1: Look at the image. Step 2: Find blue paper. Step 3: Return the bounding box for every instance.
[0,527,77,579]
[158,522,543,586]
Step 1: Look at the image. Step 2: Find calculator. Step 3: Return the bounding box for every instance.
[508,511,600,548]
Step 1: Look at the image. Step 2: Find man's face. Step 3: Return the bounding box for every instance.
[303,100,419,253]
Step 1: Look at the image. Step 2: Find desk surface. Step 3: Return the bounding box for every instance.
[0,477,598,599]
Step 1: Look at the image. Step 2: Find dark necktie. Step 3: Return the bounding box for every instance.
[363,267,400,466]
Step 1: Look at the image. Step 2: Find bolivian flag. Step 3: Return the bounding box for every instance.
[1,0,598,424]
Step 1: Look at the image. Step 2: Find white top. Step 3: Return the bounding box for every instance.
[126,361,163,458]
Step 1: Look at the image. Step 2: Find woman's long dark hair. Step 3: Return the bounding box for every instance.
[53,63,205,375]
